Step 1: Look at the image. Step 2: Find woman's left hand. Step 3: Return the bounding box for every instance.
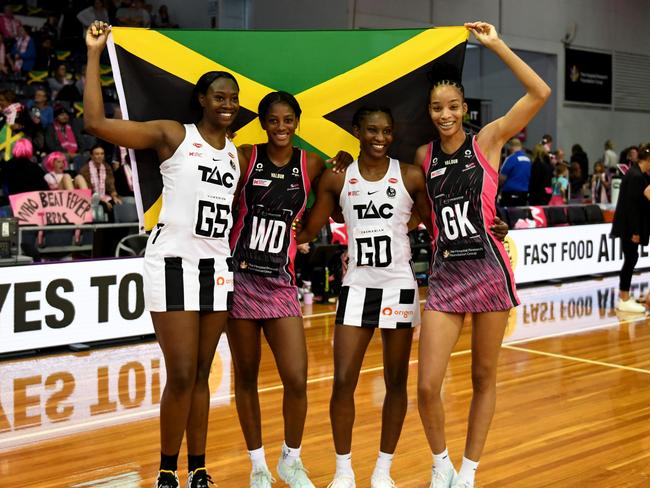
[465,21,500,48]
[490,216,509,241]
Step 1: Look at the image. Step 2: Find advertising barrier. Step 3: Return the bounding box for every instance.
[507,224,650,284]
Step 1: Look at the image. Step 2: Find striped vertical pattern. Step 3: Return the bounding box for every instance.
[336,285,419,328]
[164,257,184,311]
[198,258,215,311]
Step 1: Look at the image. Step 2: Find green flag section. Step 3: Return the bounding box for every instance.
[108,27,468,231]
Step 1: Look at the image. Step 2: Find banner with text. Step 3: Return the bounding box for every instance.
[0,258,150,353]
[507,224,650,284]
[565,47,612,105]
[8,189,93,225]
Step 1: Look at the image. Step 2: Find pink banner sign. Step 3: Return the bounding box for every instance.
[9,190,93,225]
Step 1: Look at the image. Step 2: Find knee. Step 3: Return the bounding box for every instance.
[165,365,196,395]
[417,380,442,405]
[384,368,408,394]
[332,369,358,397]
[234,362,259,391]
[471,365,497,394]
[282,369,307,398]
[194,361,212,387]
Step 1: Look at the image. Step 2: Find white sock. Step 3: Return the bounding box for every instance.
[458,456,479,486]
[335,452,354,477]
[433,448,454,472]
[373,451,394,476]
[248,446,267,471]
[281,442,301,463]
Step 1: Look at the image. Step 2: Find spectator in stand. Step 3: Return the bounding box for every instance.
[116,0,143,27]
[603,139,619,173]
[554,147,568,166]
[8,25,36,73]
[549,162,569,205]
[111,148,134,197]
[34,36,58,72]
[528,143,553,205]
[75,64,86,95]
[611,144,650,313]
[134,0,152,27]
[43,151,75,190]
[570,143,589,183]
[39,14,61,41]
[591,160,610,204]
[77,0,111,35]
[619,146,638,172]
[27,88,54,128]
[45,105,84,159]
[77,144,123,216]
[0,6,21,41]
[499,138,531,206]
[568,161,584,201]
[152,4,178,28]
[48,63,73,100]
[0,139,49,195]
[0,89,36,139]
[541,133,554,163]
[0,33,8,77]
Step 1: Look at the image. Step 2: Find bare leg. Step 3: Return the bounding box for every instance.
[186,311,228,455]
[227,319,263,449]
[378,328,413,454]
[417,311,464,454]
[263,316,308,448]
[464,310,509,461]
[330,325,374,454]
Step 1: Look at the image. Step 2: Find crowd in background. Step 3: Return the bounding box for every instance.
[0,1,177,220]
[498,134,644,208]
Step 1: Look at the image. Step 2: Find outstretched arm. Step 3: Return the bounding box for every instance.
[468,22,551,166]
[296,169,342,244]
[83,21,183,160]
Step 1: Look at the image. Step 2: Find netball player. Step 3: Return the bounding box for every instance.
[415,22,551,488]
[228,91,351,488]
[297,106,433,488]
[85,21,243,488]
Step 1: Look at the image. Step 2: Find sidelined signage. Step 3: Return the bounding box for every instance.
[565,47,612,105]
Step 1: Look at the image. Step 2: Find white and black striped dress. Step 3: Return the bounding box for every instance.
[142,124,240,312]
[336,159,420,329]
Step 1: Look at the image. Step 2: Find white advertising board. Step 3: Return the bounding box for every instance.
[507,224,650,284]
[0,258,153,354]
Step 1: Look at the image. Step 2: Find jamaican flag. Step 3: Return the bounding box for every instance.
[108,27,468,231]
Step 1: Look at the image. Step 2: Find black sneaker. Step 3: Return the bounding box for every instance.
[187,467,215,488]
[155,470,179,488]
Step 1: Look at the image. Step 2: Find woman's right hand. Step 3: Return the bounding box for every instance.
[86,20,111,52]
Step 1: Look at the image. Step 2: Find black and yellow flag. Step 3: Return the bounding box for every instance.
[108,27,468,231]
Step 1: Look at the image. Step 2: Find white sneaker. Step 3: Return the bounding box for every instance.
[326,473,356,488]
[370,471,396,487]
[429,466,456,488]
[155,470,179,488]
[250,466,275,488]
[277,457,314,488]
[450,475,472,488]
[616,298,646,313]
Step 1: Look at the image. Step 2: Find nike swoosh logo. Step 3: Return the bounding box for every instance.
[368,191,378,195]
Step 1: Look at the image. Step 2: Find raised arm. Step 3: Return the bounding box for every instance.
[469,22,551,166]
[83,21,183,160]
[296,168,343,244]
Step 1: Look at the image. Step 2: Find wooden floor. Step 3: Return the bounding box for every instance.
[2,272,650,487]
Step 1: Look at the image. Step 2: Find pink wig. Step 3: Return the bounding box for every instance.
[43,151,69,172]
[12,138,33,159]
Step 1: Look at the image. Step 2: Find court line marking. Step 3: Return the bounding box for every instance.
[2,307,645,447]
[0,347,471,448]
[503,344,650,375]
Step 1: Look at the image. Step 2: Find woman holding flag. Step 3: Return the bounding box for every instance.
[415,21,550,488]
[84,20,243,488]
